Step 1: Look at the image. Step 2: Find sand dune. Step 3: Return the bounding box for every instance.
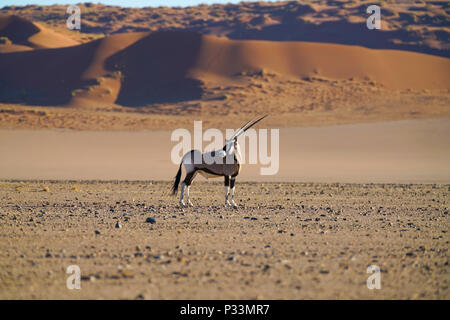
[0,43,33,53]
[0,15,78,50]
[0,28,448,107]
[192,35,450,90]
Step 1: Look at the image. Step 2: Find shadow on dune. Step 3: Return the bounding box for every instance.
[0,15,40,46]
[0,31,206,107]
[225,19,449,58]
[105,31,204,107]
[0,40,102,106]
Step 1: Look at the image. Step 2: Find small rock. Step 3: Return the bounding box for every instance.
[120,270,134,278]
[115,222,122,229]
[145,217,156,224]
[81,275,96,282]
[94,230,101,235]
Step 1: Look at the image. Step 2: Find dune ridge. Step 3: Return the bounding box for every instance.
[1,1,448,58]
[0,14,78,51]
[0,29,448,108]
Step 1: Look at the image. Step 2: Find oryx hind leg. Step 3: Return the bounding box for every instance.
[179,182,186,207]
[182,170,197,207]
[179,150,199,207]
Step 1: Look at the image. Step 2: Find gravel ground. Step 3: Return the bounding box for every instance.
[0,180,448,299]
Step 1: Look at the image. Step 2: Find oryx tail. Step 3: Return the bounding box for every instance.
[172,162,183,195]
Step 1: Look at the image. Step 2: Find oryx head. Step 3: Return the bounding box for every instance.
[225,115,268,161]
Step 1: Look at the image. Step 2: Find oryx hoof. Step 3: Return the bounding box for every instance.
[187,201,194,207]
[179,201,186,208]
[231,201,238,209]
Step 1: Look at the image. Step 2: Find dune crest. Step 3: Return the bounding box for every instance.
[0,14,78,50]
[0,29,448,108]
[193,35,449,90]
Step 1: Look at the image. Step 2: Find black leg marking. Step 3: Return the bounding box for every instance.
[224,176,230,187]
[183,170,197,186]
[230,177,236,189]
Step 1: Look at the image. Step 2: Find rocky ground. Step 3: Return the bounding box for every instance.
[0,180,448,299]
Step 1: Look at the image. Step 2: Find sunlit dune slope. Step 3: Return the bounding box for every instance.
[0,14,78,51]
[0,28,448,107]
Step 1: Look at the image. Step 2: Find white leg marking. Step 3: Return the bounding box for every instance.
[225,186,230,206]
[186,185,193,206]
[230,187,237,208]
[179,182,186,207]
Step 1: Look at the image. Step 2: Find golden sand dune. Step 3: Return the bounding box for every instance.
[0,29,448,108]
[192,35,449,90]
[0,14,78,50]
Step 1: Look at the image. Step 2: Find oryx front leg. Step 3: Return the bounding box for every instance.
[185,185,193,207]
[224,176,231,207]
[229,177,237,208]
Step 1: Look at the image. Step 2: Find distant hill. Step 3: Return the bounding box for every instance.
[1,1,449,57]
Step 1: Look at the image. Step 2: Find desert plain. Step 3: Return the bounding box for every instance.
[0,0,449,300]
[0,180,448,299]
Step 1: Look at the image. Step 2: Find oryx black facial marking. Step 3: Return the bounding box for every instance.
[172,115,267,207]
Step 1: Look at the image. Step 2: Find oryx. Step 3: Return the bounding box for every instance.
[172,115,267,207]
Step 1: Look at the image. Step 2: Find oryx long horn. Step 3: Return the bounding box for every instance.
[230,117,257,140]
[234,115,268,139]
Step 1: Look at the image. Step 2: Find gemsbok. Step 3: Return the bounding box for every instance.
[172,115,268,207]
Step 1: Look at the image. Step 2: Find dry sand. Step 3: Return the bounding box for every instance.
[1,30,448,109]
[0,1,448,301]
[1,118,447,300]
[0,118,449,183]
[0,180,448,299]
